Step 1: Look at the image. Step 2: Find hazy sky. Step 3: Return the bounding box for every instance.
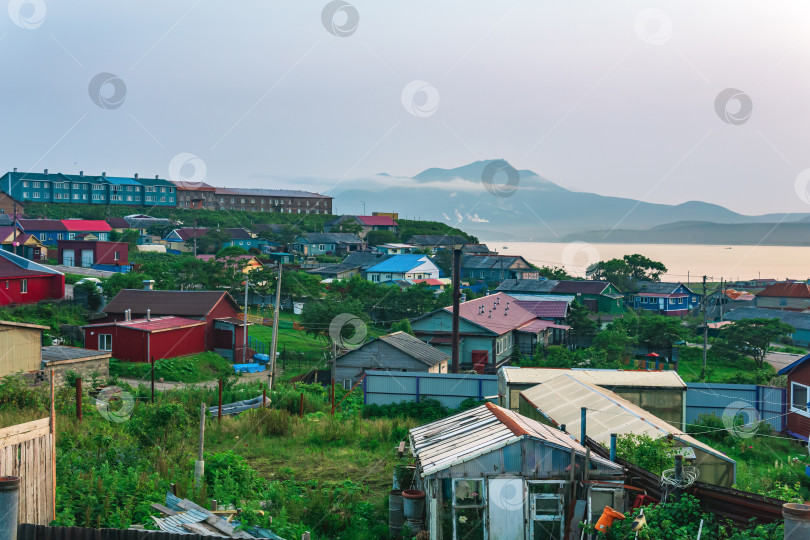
[3,0,810,215]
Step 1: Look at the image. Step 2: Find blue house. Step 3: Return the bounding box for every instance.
[629,282,700,316]
[222,228,267,251]
[292,233,365,255]
[0,169,176,207]
[365,254,441,283]
[17,219,112,244]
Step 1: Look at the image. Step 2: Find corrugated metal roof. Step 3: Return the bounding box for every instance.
[409,403,619,478]
[500,366,687,388]
[723,306,810,331]
[104,290,239,317]
[366,254,435,273]
[152,509,214,535]
[356,215,397,226]
[519,374,733,465]
[42,345,110,363]
[18,524,213,540]
[514,299,569,319]
[443,293,536,335]
[757,282,810,298]
[377,331,449,366]
[84,316,206,332]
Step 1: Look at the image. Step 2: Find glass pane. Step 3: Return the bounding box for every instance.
[454,479,484,505]
[793,385,808,411]
[533,519,562,539]
[529,483,564,495]
[534,498,561,516]
[456,506,485,540]
[589,491,614,523]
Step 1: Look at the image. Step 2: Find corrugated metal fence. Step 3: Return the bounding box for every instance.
[363,370,498,409]
[685,383,786,432]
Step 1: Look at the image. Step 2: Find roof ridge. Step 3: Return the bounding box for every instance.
[484,402,530,437]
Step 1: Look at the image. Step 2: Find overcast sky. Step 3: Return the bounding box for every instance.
[3,0,810,215]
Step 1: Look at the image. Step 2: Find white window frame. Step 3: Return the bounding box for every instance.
[99,334,112,351]
[20,279,27,293]
[791,381,810,418]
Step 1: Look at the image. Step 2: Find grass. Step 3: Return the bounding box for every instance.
[768,344,808,355]
[676,345,776,384]
[109,352,234,383]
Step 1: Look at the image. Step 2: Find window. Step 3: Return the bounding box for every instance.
[20,279,27,293]
[73,193,80,200]
[126,196,132,201]
[68,233,75,240]
[452,479,486,539]
[33,181,40,188]
[791,382,809,416]
[33,192,40,198]
[251,198,255,203]
[98,233,107,241]
[22,181,28,187]
[99,334,112,351]
[343,379,352,390]
[160,197,166,202]
[241,198,246,203]
[160,187,166,193]
[528,481,567,538]
[114,251,120,261]
[57,234,63,240]
[40,233,46,241]
[318,244,325,251]
[22,192,29,198]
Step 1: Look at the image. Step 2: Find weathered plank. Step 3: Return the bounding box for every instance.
[0,418,54,526]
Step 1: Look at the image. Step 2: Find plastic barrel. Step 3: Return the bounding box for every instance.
[0,476,20,540]
[389,490,404,537]
[402,489,426,520]
[783,503,810,539]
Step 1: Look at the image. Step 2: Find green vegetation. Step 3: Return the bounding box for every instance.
[676,346,776,384]
[588,253,668,290]
[109,352,235,383]
[713,318,796,369]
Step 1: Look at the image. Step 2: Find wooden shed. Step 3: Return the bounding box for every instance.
[0,320,47,377]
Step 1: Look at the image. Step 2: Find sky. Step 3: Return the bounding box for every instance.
[2,0,810,215]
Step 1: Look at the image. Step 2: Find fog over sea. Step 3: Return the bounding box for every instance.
[491,242,810,283]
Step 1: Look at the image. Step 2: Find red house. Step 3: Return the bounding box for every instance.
[0,250,64,306]
[82,315,206,363]
[101,287,252,362]
[778,353,810,441]
[57,240,129,269]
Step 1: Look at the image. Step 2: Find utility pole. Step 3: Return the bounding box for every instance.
[268,262,283,390]
[719,277,725,319]
[451,247,462,373]
[12,200,17,256]
[243,276,249,363]
[701,275,708,380]
[193,218,198,257]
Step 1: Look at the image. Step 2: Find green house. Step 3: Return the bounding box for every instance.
[496,279,625,314]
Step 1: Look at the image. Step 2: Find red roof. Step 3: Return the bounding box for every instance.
[757,282,810,299]
[61,220,112,232]
[444,292,536,335]
[84,316,205,332]
[411,278,445,286]
[357,215,398,226]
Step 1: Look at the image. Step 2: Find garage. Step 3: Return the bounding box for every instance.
[81,249,94,268]
[62,249,75,266]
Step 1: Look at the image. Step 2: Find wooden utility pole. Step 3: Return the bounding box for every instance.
[719,277,725,319]
[243,276,249,363]
[701,275,708,380]
[195,402,205,488]
[269,262,282,390]
[151,357,155,403]
[451,248,462,373]
[75,377,82,422]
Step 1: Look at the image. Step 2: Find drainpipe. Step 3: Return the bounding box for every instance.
[0,476,20,540]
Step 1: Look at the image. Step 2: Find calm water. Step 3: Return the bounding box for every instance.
[491,242,810,282]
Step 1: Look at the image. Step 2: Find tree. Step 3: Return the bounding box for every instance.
[338,220,363,235]
[390,319,413,335]
[300,298,368,344]
[537,265,571,280]
[366,230,398,246]
[74,281,103,311]
[636,314,688,353]
[103,272,152,300]
[588,254,667,291]
[592,328,636,362]
[189,229,232,255]
[216,245,249,258]
[565,301,597,342]
[715,318,795,369]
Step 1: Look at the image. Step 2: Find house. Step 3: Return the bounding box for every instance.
[755,282,810,312]
[409,278,451,291]
[461,254,539,282]
[17,219,112,243]
[0,226,47,260]
[629,281,700,315]
[41,346,111,386]
[777,353,810,441]
[342,251,391,275]
[57,240,130,272]
[460,243,497,255]
[498,366,688,428]
[0,250,64,306]
[374,243,417,255]
[723,306,810,346]
[106,217,130,232]
[333,331,449,388]
[222,228,266,251]
[163,227,209,253]
[196,254,263,274]
[0,191,23,215]
[102,288,248,359]
[0,169,177,207]
[496,279,625,314]
[707,288,756,320]
[407,234,469,252]
[83,314,207,363]
[0,320,49,377]
[172,180,217,209]
[409,403,624,540]
[410,293,570,373]
[353,215,398,236]
[213,187,332,214]
[307,263,362,281]
[518,373,736,487]
[513,299,569,323]
[292,233,366,255]
[365,254,440,283]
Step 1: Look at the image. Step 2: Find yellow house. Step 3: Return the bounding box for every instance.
[0,226,48,260]
[196,254,264,274]
[0,320,48,377]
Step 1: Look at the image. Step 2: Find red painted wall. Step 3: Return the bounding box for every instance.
[83,323,206,363]
[205,298,240,350]
[0,274,64,306]
[58,241,129,266]
[787,362,810,440]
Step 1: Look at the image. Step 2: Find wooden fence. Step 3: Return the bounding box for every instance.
[0,417,55,525]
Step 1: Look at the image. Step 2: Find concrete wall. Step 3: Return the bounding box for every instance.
[47,356,110,386]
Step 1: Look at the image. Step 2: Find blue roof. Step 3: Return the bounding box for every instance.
[778,352,810,375]
[366,254,433,273]
[105,176,141,185]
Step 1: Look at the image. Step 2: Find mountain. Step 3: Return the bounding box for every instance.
[330,160,810,241]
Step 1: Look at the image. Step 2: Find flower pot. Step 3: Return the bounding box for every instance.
[402,489,426,520]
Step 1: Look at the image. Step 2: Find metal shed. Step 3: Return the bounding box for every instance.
[518,374,736,487]
[409,403,624,540]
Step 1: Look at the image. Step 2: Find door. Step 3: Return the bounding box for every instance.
[529,482,566,540]
[81,249,94,267]
[63,249,75,266]
[471,351,488,374]
[488,478,525,540]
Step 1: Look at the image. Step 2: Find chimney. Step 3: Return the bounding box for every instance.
[155,175,159,180]
[43,169,48,175]
[13,167,17,173]
[146,309,151,321]
[134,173,138,180]
[102,172,106,178]
[489,310,492,318]
[79,171,83,176]
[143,279,155,291]
[124,309,131,322]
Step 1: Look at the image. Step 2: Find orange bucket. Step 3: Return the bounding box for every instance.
[594,506,625,532]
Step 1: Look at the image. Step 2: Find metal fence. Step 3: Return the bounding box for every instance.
[362,370,499,409]
[685,383,786,432]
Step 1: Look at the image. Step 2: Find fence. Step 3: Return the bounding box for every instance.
[362,370,498,409]
[685,383,786,432]
[0,417,55,525]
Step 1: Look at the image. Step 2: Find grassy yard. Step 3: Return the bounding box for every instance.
[109,352,234,383]
[676,345,776,384]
